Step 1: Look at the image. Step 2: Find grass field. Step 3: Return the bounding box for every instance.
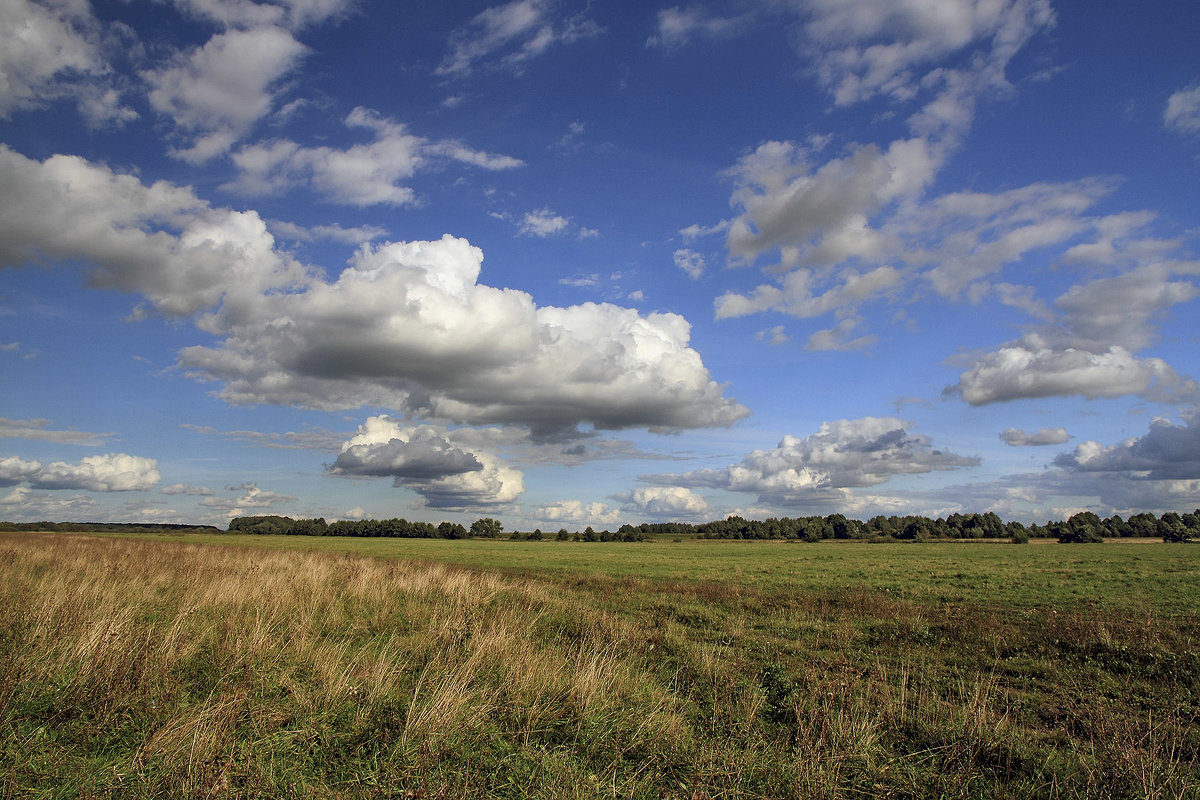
[2,532,1197,798]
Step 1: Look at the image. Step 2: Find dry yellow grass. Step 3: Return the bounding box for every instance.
[0,532,690,797]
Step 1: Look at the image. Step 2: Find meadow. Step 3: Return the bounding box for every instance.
[1,531,1197,798]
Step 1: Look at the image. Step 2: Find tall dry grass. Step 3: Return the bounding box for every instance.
[0,533,688,797]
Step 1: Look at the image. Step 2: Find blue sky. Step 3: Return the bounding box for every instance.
[2,0,1199,529]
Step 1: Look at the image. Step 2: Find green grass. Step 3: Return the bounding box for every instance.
[2,531,1198,798]
[110,532,1200,614]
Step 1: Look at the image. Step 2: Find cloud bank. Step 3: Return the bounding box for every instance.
[0,147,747,439]
[0,453,160,491]
[644,416,978,508]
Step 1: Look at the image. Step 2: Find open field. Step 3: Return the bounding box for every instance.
[103,531,1200,615]
[2,532,1198,798]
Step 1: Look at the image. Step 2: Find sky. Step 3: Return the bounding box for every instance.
[2,0,1199,529]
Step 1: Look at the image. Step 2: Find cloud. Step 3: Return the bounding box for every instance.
[900,179,1108,298]
[227,107,522,205]
[951,265,1199,405]
[146,25,308,162]
[1165,85,1200,135]
[716,263,902,320]
[797,0,1055,106]
[329,416,524,510]
[181,423,345,451]
[1054,411,1200,481]
[0,453,160,491]
[179,235,749,436]
[161,483,216,496]
[962,411,1200,517]
[673,249,706,280]
[756,325,789,346]
[0,145,307,316]
[1059,210,1174,268]
[518,207,571,237]
[805,317,878,352]
[679,220,729,242]
[953,341,1182,406]
[723,138,935,269]
[0,417,111,446]
[616,486,709,518]
[0,485,99,520]
[645,416,978,506]
[331,423,484,481]
[436,0,602,77]
[703,0,1064,344]
[716,170,1105,321]
[172,0,353,31]
[269,220,388,244]
[0,0,135,125]
[2,150,743,441]
[647,6,748,49]
[199,482,297,515]
[531,499,621,527]
[552,120,585,152]
[1050,265,1197,353]
[1000,427,1069,446]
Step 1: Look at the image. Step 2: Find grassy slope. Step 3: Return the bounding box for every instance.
[2,532,1197,799]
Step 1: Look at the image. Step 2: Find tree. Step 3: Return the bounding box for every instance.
[1128,512,1159,538]
[470,518,503,538]
[827,513,861,540]
[898,519,929,540]
[438,521,468,539]
[1059,512,1104,543]
[1160,512,1191,543]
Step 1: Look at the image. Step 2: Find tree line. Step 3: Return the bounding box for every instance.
[4,510,1193,543]
[222,510,1198,543]
[689,510,1199,543]
[225,515,653,542]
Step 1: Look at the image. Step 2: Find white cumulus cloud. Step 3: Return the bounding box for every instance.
[0,453,160,491]
[951,265,1199,405]
[0,145,307,316]
[179,234,748,436]
[645,416,978,506]
[531,499,621,527]
[330,416,524,510]
[617,486,709,517]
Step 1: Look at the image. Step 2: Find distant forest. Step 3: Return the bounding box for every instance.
[3,510,1196,543]
[219,510,1198,543]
